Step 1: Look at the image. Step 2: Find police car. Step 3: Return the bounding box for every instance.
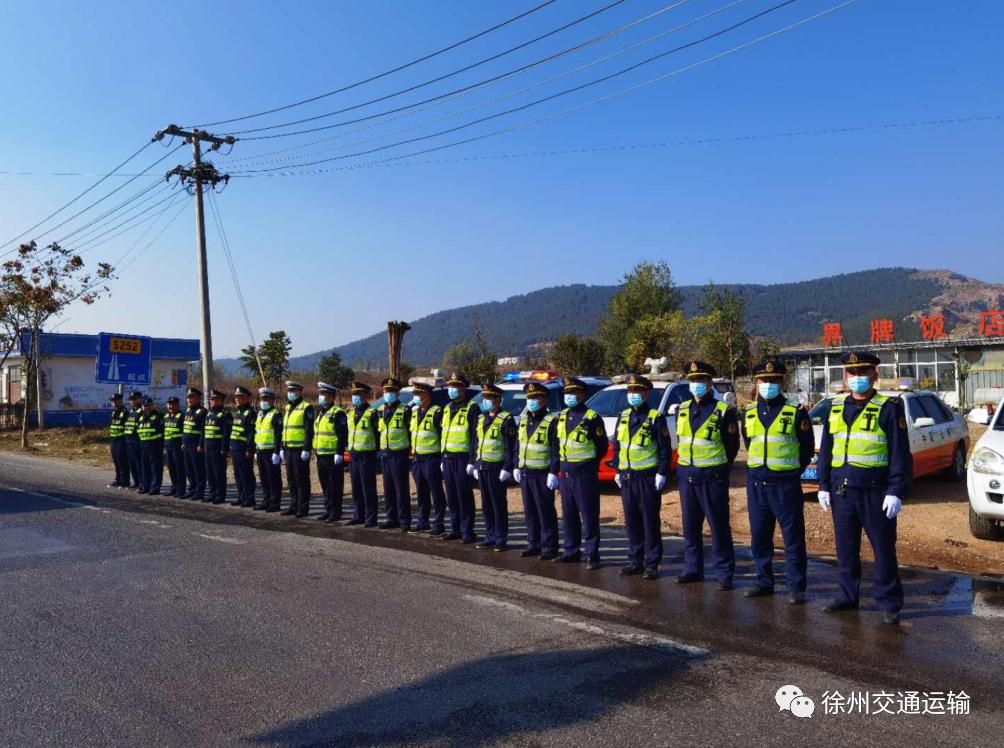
[967,396,1004,540]
[370,371,481,410]
[470,371,610,420]
[800,385,969,485]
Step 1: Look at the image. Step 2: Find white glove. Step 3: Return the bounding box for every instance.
[614,473,622,488]
[473,469,479,481]
[817,490,831,511]
[500,469,512,483]
[655,473,667,491]
[279,449,285,461]
[271,453,281,466]
[466,463,475,477]
[300,450,310,461]
[882,495,902,519]
[333,454,343,466]
[546,473,559,490]
[513,468,522,484]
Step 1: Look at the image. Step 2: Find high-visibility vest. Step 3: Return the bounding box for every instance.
[282,401,309,447]
[124,408,141,438]
[412,405,442,455]
[476,411,511,463]
[315,406,346,455]
[828,393,890,469]
[230,406,254,445]
[109,408,127,438]
[377,403,410,451]
[518,413,555,470]
[557,408,599,463]
[183,407,205,436]
[744,403,801,471]
[676,399,728,468]
[347,408,377,452]
[442,401,476,454]
[163,412,183,442]
[137,413,162,442]
[204,409,226,441]
[616,407,659,472]
[255,410,278,450]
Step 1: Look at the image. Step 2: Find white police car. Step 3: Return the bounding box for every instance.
[471,371,610,420]
[967,396,1004,540]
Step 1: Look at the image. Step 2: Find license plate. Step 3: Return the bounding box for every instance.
[801,467,818,482]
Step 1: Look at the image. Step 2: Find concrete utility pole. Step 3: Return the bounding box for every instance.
[156,125,236,392]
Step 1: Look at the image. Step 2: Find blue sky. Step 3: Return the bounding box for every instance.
[2,0,1002,357]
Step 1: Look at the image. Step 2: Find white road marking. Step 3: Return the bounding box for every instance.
[195,533,246,545]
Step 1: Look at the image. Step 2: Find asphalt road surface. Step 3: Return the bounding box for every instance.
[1,451,1003,746]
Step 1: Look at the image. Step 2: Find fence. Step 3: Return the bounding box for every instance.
[0,402,24,430]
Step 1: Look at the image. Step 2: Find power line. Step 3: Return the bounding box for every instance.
[56,179,175,244]
[116,196,190,273]
[192,0,560,128]
[68,186,184,254]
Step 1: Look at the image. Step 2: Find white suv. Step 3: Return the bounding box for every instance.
[968,397,1004,540]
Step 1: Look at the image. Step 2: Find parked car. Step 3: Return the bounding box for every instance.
[967,397,1004,540]
[713,378,737,407]
[470,372,611,421]
[800,388,970,486]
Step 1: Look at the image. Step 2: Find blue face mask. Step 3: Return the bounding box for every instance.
[564,394,579,408]
[689,382,708,399]
[259,401,271,411]
[526,398,543,413]
[351,395,363,407]
[287,391,298,403]
[318,394,327,406]
[757,383,781,400]
[847,375,872,394]
[479,399,494,413]
[627,392,644,408]
[448,387,460,400]
[384,392,398,405]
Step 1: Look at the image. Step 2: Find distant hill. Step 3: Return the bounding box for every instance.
[218,268,1004,373]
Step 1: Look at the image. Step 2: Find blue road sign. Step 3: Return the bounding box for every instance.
[95,332,153,385]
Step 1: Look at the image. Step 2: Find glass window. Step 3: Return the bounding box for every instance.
[586,387,664,417]
[917,365,937,390]
[936,364,956,390]
[936,348,955,362]
[906,396,929,422]
[811,369,826,393]
[915,349,936,363]
[897,364,916,379]
[878,365,895,379]
[919,395,952,424]
[808,399,831,425]
[877,351,895,364]
[897,350,916,363]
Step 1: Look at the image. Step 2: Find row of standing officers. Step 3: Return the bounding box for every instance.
[107,352,910,624]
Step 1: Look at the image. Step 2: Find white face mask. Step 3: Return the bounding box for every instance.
[757,382,781,400]
[318,395,327,405]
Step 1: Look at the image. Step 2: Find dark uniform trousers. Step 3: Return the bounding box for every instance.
[231,447,256,505]
[620,471,664,569]
[111,437,129,486]
[317,455,345,520]
[521,471,558,554]
[126,435,141,487]
[413,457,446,532]
[477,467,508,546]
[832,486,903,611]
[204,441,227,502]
[442,455,476,539]
[182,439,206,498]
[284,451,311,515]
[165,440,183,495]
[381,452,412,527]
[349,452,379,525]
[141,441,164,493]
[256,452,283,509]
[680,477,735,582]
[559,473,601,561]
[747,481,807,592]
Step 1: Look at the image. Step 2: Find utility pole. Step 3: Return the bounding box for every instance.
[155,124,236,393]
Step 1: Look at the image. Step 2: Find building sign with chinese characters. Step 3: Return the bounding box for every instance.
[979,309,1004,337]
[822,322,843,346]
[920,314,947,340]
[870,319,894,344]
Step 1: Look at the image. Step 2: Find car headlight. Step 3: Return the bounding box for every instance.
[971,447,1004,475]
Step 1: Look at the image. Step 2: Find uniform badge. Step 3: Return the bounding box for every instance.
[689,362,698,373]
[898,416,907,430]
[800,419,810,432]
[765,361,774,373]
[848,353,858,364]
[727,422,738,434]
[661,425,670,438]
[596,425,605,437]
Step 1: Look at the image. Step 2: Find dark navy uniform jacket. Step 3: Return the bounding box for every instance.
[675,394,740,483]
[558,403,609,477]
[817,392,912,498]
[520,409,560,475]
[232,405,257,452]
[473,410,518,472]
[609,403,671,475]
[182,406,206,446]
[413,406,443,462]
[125,407,142,443]
[202,407,233,451]
[740,395,816,483]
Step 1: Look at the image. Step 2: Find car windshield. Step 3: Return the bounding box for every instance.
[808,400,831,424]
[713,382,734,394]
[586,388,664,416]
[995,408,1004,432]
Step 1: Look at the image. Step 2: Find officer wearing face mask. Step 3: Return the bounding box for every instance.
[280,381,314,517]
[611,374,670,580]
[410,382,447,536]
[314,382,348,522]
[377,377,413,531]
[345,381,380,527]
[676,361,740,590]
[741,360,815,603]
[513,381,560,560]
[439,372,481,543]
[253,387,284,512]
[554,377,608,571]
[473,382,517,552]
[817,351,911,625]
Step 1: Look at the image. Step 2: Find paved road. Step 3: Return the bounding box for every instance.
[1,452,1002,746]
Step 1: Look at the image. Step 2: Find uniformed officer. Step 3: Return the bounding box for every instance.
[817,351,911,625]
[512,381,560,560]
[281,381,314,517]
[676,361,740,589]
[123,390,143,489]
[345,381,380,527]
[741,360,815,603]
[163,396,185,497]
[203,389,233,505]
[180,388,207,500]
[253,387,284,512]
[555,377,609,570]
[439,372,480,543]
[377,377,413,530]
[137,396,164,495]
[611,374,670,580]
[229,385,257,508]
[410,382,447,536]
[107,392,129,488]
[473,383,517,551]
[314,382,348,522]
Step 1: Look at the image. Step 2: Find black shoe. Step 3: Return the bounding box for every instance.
[378,522,400,530]
[327,515,341,523]
[520,548,540,558]
[415,525,430,533]
[316,513,331,521]
[428,528,445,537]
[137,489,149,495]
[107,483,121,489]
[210,499,225,505]
[280,509,296,516]
[265,506,280,513]
[149,490,161,496]
[400,526,412,533]
[620,565,644,576]
[461,536,479,545]
[539,551,559,561]
[179,493,191,500]
[553,553,582,564]
[718,579,734,592]
[824,599,859,613]
[440,532,462,541]
[364,522,379,528]
[881,611,901,625]
[475,541,494,550]
[295,512,308,518]
[229,501,242,507]
[253,504,267,511]
[788,591,806,605]
[344,519,364,525]
[676,573,702,584]
[744,585,774,598]
[643,567,659,580]
[493,544,508,553]
[585,558,600,571]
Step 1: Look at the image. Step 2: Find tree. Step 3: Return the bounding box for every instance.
[551,334,606,375]
[699,283,751,382]
[316,351,354,390]
[622,312,710,372]
[241,330,292,387]
[442,322,496,385]
[597,260,682,372]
